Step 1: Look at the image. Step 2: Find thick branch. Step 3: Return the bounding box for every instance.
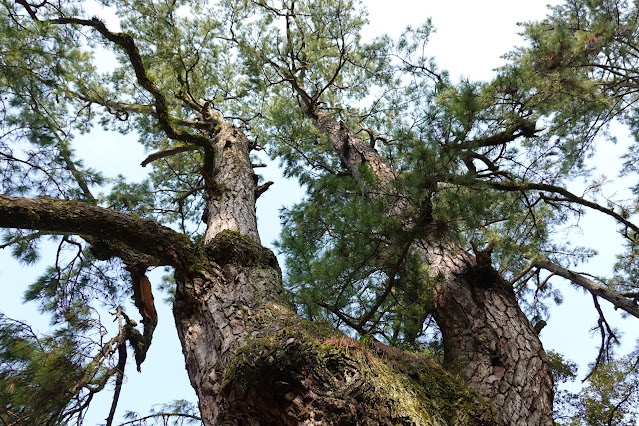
[459,120,538,149]
[62,85,216,132]
[0,195,196,267]
[535,256,639,319]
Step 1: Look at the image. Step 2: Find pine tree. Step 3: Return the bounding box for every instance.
[1,0,638,424]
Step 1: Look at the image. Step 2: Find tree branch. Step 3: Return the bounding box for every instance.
[459,119,538,149]
[141,144,200,167]
[117,412,202,426]
[15,0,213,147]
[488,180,639,235]
[0,195,197,268]
[535,256,639,319]
[106,307,128,426]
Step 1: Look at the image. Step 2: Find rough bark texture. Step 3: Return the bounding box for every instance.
[172,232,492,425]
[305,109,554,425]
[420,240,554,426]
[204,123,261,244]
[172,233,290,424]
[170,121,492,425]
[0,114,546,423]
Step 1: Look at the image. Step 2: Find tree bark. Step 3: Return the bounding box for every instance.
[304,109,554,425]
[172,233,491,425]
[421,240,553,426]
[170,123,492,425]
[1,5,496,423]
[203,123,261,244]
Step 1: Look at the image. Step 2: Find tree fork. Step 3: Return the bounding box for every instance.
[300,106,554,425]
[169,118,493,423]
[172,231,492,425]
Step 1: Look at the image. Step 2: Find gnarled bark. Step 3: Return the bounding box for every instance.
[421,240,553,426]
[302,106,554,425]
[172,232,491,425]
[170,122,492,424]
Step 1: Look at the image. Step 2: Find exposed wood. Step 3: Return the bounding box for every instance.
[139,276,157,320]
[141,144,200,167]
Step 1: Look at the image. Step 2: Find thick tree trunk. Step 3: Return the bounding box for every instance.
[172,240,492,425]
[306,109,554,425]
[419,239,554,425]
[170,123,492,424]
[172,235,291,424]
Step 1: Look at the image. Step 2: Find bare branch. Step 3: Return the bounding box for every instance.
[0,194,198,268]
[106,307,128,426]
[584,294,619,381]
[488,180,639,235]
[256,181,273,198]
[141,144,200,167]
[117,412,202,426]
[535,256,639,319]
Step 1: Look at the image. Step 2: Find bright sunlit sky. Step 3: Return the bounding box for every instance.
[2,0,638,423]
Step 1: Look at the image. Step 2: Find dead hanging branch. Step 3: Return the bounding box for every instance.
[583,294,619,382]
[106,307,128,426]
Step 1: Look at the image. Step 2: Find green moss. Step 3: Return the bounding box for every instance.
[222,326,493,425]
[206,230,278,269]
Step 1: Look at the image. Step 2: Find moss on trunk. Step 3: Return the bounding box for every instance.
[222,326,493,425]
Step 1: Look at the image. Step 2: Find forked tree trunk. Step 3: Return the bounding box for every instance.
[170,123,492,425]
[171,236,491,425]
[306,110,554,425]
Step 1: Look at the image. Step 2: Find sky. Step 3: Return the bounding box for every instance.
[1,0,638,423]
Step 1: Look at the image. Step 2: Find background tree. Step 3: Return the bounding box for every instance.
[1,0,639,424]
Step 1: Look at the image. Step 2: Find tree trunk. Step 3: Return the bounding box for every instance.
[203,123,261,244]
[171,234,491,425]
[304,109,554,425]
[419,239,554,425]
[170,123,492,424]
